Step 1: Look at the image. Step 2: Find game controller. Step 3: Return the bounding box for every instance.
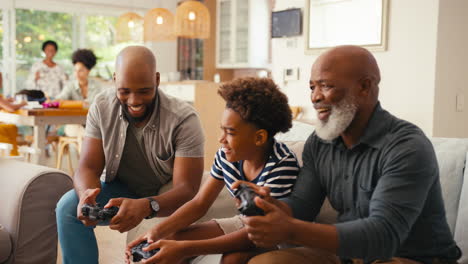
[235,183,264,216]
[131,241,160,262]
[81,203,118,221]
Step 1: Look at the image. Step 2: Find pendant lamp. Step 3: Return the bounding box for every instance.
[116,12,144,43]
[175,1,210,39]
[144,8,176,41]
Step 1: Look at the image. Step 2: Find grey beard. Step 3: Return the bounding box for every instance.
[315,97,357,141]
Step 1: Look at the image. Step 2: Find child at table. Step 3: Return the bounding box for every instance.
[0,92,26,156]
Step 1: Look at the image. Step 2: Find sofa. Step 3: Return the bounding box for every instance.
[127,121,468,263]
[0,159,73,264]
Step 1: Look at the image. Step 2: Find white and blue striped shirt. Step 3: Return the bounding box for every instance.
[210,140,299,199]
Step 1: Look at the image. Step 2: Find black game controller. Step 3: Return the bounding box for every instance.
[131,241,160,262]
[235,183,264,216]
[81,203,118,221]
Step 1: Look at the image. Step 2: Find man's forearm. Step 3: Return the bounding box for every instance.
[288,219,339,254]
[151,182,198,217]
[73,167,101,199]
[184,229,255,257]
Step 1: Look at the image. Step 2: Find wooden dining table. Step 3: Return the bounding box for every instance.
[0,108,88,165]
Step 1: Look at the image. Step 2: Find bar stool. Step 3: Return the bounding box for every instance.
[0,123,19,156]
[56,136,82,174]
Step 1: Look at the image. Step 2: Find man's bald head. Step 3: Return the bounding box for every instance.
[313,45,380,92]
[115,45,157,76]
[113,46,159,90]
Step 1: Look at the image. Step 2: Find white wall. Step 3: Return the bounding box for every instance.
[433,0,468,137]
[271,0,440,136]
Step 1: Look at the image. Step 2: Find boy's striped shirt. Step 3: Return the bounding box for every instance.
[210,140,299,199]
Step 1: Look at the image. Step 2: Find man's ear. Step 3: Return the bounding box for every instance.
[155,72,160,87]
[255,129,269,146]
[359,77,372,97]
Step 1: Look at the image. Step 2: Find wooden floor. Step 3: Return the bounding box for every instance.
[48,146,128,264]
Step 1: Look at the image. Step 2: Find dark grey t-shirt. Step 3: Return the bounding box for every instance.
[284,103,460,262]
[116,125,161,197]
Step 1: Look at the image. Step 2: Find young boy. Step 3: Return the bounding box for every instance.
[126,77,299,264]
[0,96,27,112]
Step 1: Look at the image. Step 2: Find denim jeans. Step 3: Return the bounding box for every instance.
[56,180,138,264]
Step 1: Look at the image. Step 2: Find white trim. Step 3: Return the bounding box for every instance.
[14,0,148,16]
[2,6,16,95]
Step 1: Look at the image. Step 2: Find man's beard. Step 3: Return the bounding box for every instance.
[119,96,156,124]
[314,96,357,141]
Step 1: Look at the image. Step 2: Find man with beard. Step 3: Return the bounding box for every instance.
[235,45,461,264]
[56,46,204,263]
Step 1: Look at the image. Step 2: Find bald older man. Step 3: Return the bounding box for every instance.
[56,46,204,263]
[237,46,461,264]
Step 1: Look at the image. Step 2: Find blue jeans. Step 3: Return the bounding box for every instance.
[56,180,138,264]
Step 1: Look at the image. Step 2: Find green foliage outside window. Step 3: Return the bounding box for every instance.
[15,8,73,89]
[1,11,4,94]
[85,15,140,80]
[0,11,3,60]
[3,8,142,90]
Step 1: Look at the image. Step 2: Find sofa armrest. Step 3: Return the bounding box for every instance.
[0,224,11,263]
[0,159,73,264]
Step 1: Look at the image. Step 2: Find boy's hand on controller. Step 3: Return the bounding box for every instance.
[231,181,282,209]
[77,188,100,227]
[125,234,149,263]
[141,240,188,264]
[106,198,150,233]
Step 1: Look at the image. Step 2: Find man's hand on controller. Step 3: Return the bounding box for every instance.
[231,181,295,248]
[242,196,295,248]
[77,188,100,227]
[105,198,150,233]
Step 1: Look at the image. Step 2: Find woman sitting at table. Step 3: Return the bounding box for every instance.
[55,49,99,138]
[25,40,68,99]
[55,49,100,105]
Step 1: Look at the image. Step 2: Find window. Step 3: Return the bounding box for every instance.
[15,8,73,89]
[0,10,3,59]
[85,15,140,80]
[1,3,150,93]
[0,10,3,94]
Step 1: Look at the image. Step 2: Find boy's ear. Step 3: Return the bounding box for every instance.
[255,129,268,146]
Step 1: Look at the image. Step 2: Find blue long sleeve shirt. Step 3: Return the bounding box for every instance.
[283,103,460,263]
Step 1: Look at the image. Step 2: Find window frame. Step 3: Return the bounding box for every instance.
[1,0,146,95]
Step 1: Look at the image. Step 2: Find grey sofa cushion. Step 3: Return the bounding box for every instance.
[0,224,11,263]
[455,152,468,264]
[431,138,468,233]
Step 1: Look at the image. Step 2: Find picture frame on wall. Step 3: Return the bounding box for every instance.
[305,0,389,53]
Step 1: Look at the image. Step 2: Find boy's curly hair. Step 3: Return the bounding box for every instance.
[218,77,293,138]
[72,49,97,70]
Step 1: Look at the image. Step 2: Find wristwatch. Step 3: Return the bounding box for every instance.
[144,197,160,219]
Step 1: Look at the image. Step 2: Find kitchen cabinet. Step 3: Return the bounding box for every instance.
[216,0,270,69]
